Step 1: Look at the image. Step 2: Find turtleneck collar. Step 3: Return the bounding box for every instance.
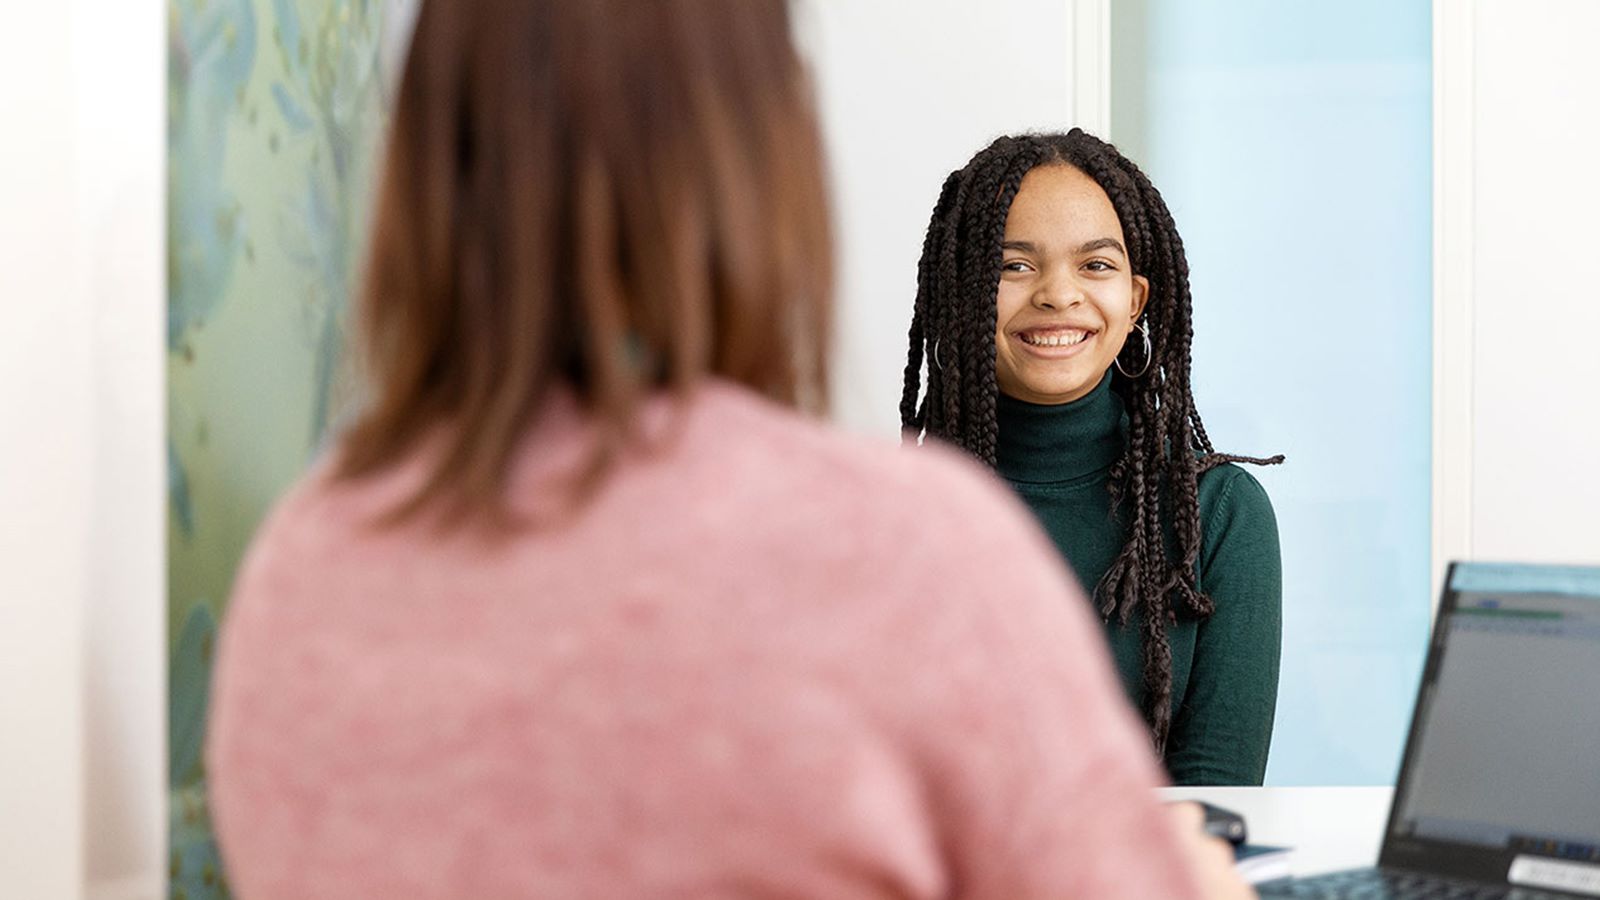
[995,372,1126,485]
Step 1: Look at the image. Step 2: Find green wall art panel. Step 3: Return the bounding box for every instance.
[167,0,416,895]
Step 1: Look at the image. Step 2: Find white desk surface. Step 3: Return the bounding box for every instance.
[1161,786,1395,878]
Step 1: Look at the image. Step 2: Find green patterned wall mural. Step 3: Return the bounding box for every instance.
[167,0,416,895]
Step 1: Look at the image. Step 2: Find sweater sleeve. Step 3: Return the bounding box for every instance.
[1166,466,1283,785]
[895,452,1205,899]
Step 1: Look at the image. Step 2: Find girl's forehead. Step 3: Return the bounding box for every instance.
[1005,165,1125,240]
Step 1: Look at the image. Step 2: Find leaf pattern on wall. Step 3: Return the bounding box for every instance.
[166,2,417,896]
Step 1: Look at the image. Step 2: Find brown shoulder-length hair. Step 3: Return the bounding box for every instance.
[337,0,833,526]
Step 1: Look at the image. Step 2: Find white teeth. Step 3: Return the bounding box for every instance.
[1022,330,1089,347]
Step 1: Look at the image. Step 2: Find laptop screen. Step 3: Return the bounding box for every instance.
[1383,562,1600,879]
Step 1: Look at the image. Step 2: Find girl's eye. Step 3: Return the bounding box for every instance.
[1002,260,1033,273]
[1084,259,1117,273]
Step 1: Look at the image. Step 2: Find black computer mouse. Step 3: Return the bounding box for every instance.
[1197,801,1248,846]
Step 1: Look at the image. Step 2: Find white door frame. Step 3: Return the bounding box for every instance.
[1069,0,1112,136]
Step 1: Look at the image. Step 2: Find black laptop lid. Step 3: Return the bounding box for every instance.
[1377,562,1600,894]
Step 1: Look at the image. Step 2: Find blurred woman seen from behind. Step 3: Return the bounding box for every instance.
[205,1,1250,898]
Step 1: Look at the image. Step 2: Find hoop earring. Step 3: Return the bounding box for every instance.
[932,338,944,372]
[1114,320,1153,379]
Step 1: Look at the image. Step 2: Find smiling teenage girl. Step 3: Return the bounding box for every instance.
[902,130,1285,785]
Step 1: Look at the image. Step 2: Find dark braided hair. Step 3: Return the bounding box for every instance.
[900,129,1283,754]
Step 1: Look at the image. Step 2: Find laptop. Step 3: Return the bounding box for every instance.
[1260,561,1600,899]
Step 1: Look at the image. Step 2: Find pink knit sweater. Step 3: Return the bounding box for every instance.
[207,381,1201,899]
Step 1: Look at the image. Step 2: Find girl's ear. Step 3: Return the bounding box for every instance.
[1130,274,1151,324]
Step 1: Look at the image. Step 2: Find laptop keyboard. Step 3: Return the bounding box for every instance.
[1257,867,1575,899]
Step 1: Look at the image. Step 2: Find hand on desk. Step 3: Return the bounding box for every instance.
[1167,801,1259,900]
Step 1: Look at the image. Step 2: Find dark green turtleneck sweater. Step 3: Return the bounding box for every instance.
[995,374,1281,785]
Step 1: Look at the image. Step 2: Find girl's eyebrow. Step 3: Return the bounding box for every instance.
[1001,237,1127,257]
[1076,237,1127,257]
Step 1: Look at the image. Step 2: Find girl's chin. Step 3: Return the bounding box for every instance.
[1013,358,1105,393]
[1006,375,1102,405]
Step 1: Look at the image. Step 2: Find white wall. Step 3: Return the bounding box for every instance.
[78,0,167,894]
[1,6,90,897]
[0,1,165,898]
[796,0,1091,436]
[1462,0,1600,564]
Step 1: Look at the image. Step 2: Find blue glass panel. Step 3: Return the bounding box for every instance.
[1113,0,1433,785]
